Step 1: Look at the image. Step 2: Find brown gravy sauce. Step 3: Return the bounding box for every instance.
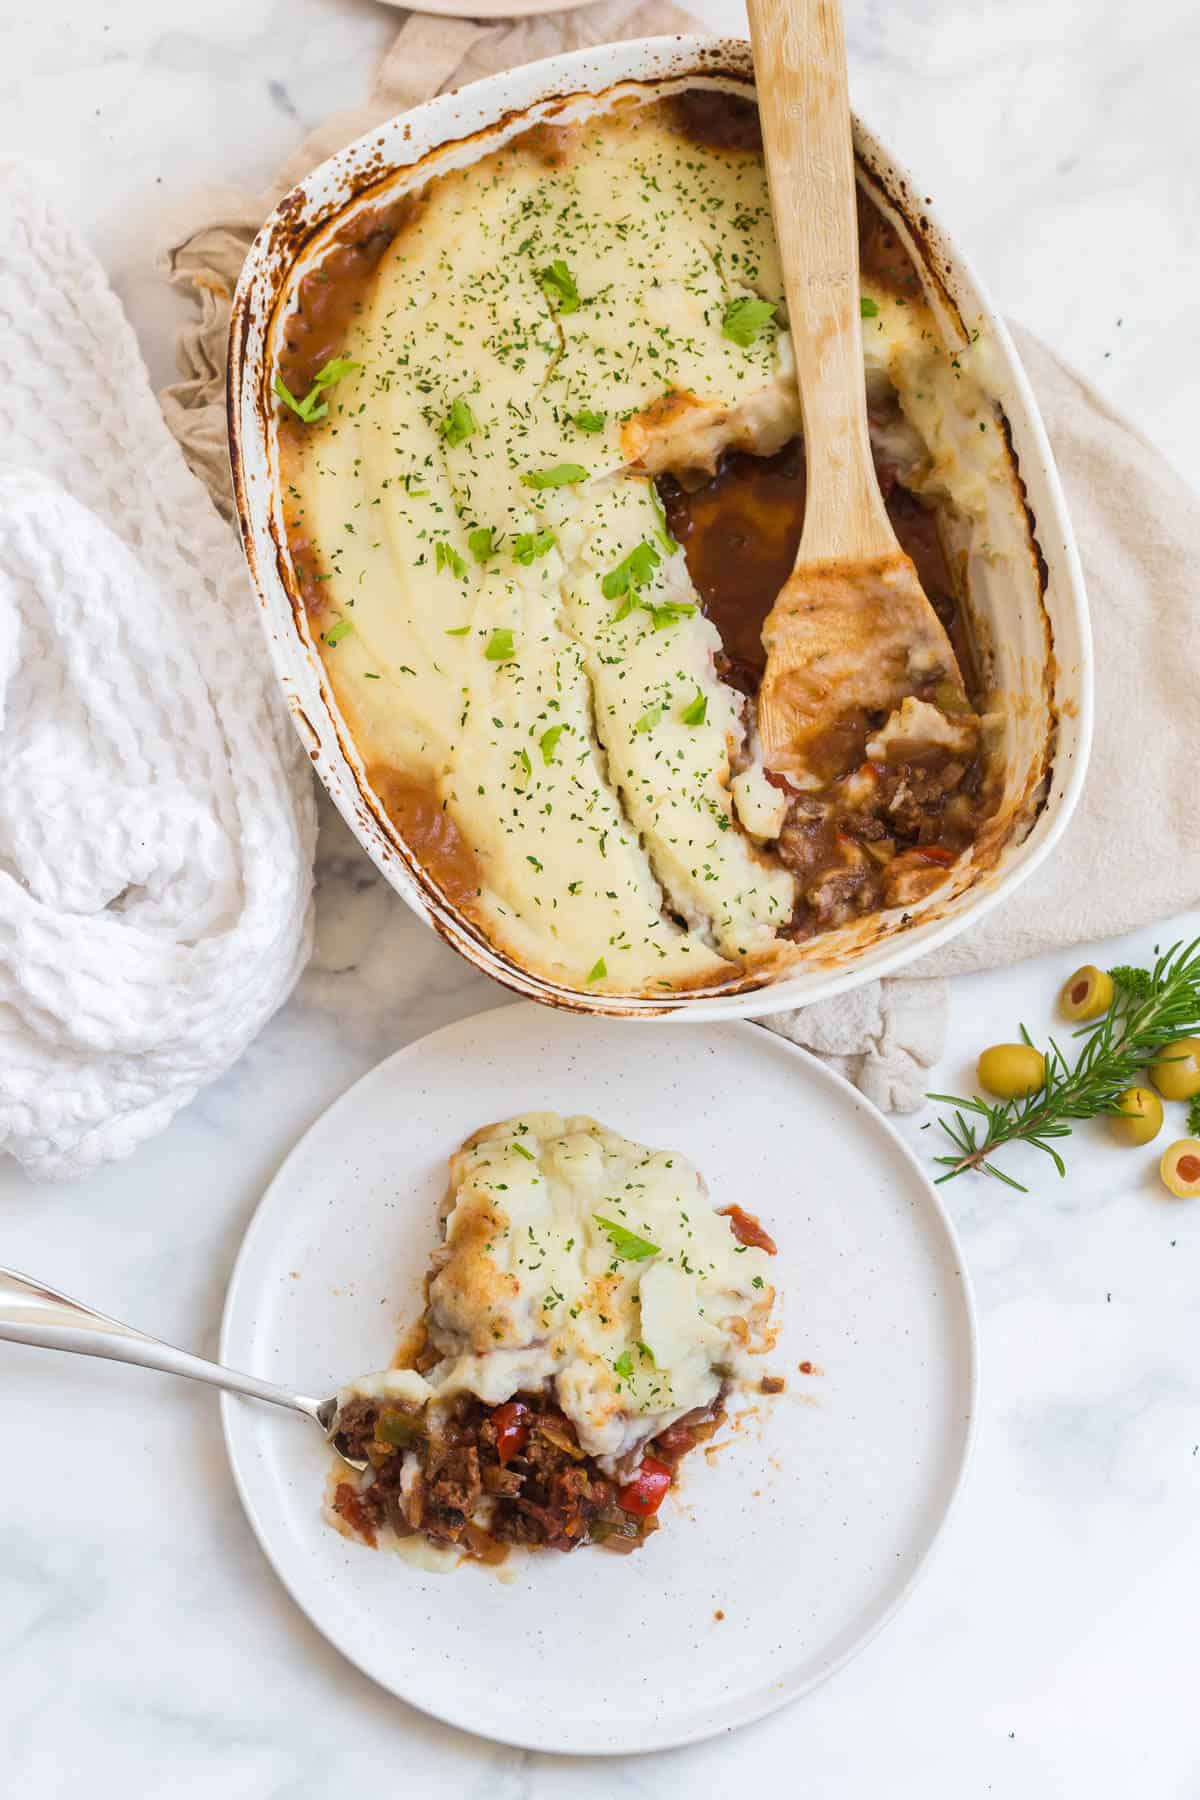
[365,764,483,916]
[276,188,427,410]
[658,440,972,700]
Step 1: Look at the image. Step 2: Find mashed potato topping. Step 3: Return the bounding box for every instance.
[279,90,1010,994]
[341,1113,775,1473]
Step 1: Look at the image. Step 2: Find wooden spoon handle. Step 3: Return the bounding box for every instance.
[746,0,896,563]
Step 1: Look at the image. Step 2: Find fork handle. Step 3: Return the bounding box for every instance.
[746,0,896,562]
[0,1264,322,1422]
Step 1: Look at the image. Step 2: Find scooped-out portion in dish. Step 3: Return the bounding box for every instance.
[327,1113,779,1563]
[274,86,1027,998]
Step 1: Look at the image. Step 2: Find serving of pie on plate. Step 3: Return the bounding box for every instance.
[326,1112,779,1564]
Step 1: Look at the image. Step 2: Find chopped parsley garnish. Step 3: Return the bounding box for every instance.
[634,704,662,734]
[323,618,353,646]
[681,688,708,726]
[512,529,556,565]
[752,1276,765,1289]
[538,259,580,314]
[273,355,360,424]
[594,1216,660,1261]
[441,397,479,446]
[612,1350,634,1380]
[467,525,496,564]
[721,295,776,347]
[540,725,565,764]
[586,957,607,983]
[445,626,470,636]
[521,463,588,490]
[571,409,607,433]
[647,600,696,630]
[860,296,880,319]
[511,1142,535,1161]
[434,541,467,579]
[515,748,532,781]
[601,540,660,600]
[484,628,516,661]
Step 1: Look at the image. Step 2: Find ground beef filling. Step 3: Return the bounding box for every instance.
[771,722,983,934]
[659,436,987,937]
[331,1390,723,1562]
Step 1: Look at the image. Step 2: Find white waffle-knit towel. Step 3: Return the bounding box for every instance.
[0,162,316,1180]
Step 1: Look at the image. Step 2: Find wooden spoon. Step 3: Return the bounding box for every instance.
[745,0,966,783]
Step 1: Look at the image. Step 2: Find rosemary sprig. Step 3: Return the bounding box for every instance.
[929,938,1200,1191]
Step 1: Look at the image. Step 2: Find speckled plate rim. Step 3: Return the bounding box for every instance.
[218,1006,979,1753]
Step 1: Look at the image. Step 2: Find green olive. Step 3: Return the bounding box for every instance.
[1160,1139,1200,1199]
[1059,963,1113,1022]
[1148,1037,1200,1101]
[1108,1086,1164,1146]
[977,1043,1046,1100]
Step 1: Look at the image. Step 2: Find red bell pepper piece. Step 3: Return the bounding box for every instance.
[719,1204,778,1255]
[491,1400,530,1465]
[617,1455,672,1519]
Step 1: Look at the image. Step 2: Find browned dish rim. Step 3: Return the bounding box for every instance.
[228,47,1065,1017]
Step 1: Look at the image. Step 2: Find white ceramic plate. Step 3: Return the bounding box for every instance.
[220,1005,977,1753]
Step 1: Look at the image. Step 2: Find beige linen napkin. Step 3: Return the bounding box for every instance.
[158,9,1200,1111]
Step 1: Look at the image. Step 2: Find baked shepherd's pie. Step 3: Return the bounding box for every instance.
[327,1113,778,1563]
[275,88,1017,998]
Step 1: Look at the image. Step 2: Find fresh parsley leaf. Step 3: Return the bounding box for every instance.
[512,529,556,565]
[612,1350,634,1379]
[1188,1093,1200,1137]
[681,688,708,726]
[634,705,662,734]
[721,295,776,348]
[515,748,532,782]
[752,1276,764,1290]
[601,540,660,600]
[485,628,516,661]
[323,618,353,646]
[648,601,696,630]
[538,259,580,314]
[571,408,607,433]
[594,1215,660,1261]
[586,957,607,983]
[441,397,479,446]
[434,541,468,579]
[540,725,565,764]
[521,463,588,490]
[445,626,470,636]
[1110,965,1154,1000]
[860,296,880,319]
[467,525,496,564]
[273,355,361,423]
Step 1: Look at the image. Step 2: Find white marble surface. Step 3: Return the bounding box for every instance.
[3,0,1200,1792]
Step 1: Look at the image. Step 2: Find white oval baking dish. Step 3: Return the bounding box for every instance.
[228,34,1092,1020]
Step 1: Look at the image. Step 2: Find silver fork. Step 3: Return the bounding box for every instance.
[0,1264,367,1468]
